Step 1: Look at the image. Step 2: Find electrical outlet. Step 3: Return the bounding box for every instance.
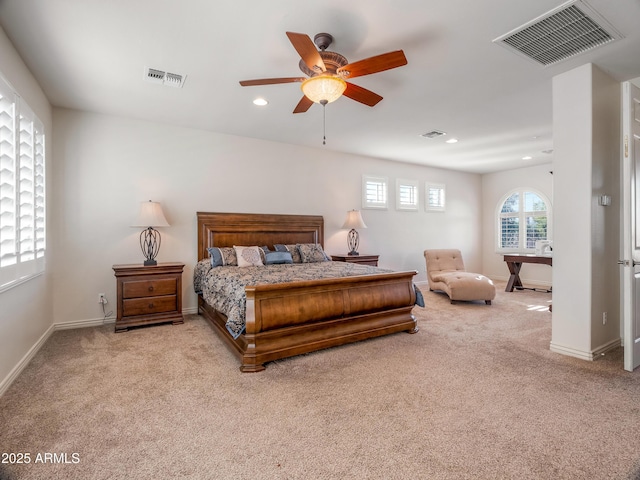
[98,294,107,305]
[603,312,607,325]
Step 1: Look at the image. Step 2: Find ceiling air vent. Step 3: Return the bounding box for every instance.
[143,66,187,88]
[493,0,623,67]
[420,130,446,139]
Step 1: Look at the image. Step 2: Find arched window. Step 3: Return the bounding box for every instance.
[497,189,551,252]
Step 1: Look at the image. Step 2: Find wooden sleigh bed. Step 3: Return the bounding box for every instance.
[196,212,419,372]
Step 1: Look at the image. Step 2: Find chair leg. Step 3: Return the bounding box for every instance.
[485,300,491,305]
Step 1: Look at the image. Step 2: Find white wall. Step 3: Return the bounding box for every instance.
[551,63,620,360]
[0,27,53,392]
[51,108,482,325]
[482,164,554,286]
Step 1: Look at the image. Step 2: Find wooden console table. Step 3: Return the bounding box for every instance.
[503,254,552,292]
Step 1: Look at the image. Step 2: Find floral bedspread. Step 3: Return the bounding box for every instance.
[193,259,395,338]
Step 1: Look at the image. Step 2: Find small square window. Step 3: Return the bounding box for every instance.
[426,183,445,211]
[362,175,388,210]
[396,179,419,211]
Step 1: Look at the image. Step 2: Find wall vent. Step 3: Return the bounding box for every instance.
[420,130,446,139]
[493,0,623,67]
[143,66,187,88]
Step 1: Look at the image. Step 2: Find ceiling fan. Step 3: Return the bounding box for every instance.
[239,32,408,114]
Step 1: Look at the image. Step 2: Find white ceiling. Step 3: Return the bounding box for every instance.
[1,0,639,174]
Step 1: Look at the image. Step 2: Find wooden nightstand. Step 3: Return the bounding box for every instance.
[331,254,379,267]
[113,262,184,332]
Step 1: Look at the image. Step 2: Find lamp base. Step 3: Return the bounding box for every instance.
[140,227,161,267]
[346,229,360,257]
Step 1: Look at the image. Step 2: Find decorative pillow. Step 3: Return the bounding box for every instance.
[274,244,302,263]
[234,246,264,267]
[265,251,293,265]
[297,243,329,263]
[207,247,238,267]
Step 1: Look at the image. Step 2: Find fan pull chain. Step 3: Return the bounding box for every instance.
[321,99,328,145]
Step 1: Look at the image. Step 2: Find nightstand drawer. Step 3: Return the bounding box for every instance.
[331,254,379,267]
[123,278,177,299]
[123,295,177,316]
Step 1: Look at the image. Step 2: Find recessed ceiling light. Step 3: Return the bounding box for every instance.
[253,98,268,106]
[445,138,458,144]
[522,156,533,160]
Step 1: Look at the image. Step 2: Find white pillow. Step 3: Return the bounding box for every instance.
[233,246,264,267]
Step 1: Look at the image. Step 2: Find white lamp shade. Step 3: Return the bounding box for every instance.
[301,75,347,104]
[342,210,367,230]
[132,200,170,227]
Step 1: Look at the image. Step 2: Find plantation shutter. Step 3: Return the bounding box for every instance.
[426,183,445,211]
[0,75,46,291]
[0,80,17,276]
[397,180,418,210]
[498,190,549,252]
[362,176,388,209]
[34,121,45,259]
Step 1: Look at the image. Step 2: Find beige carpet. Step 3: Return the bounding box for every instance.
[1,282,639,480]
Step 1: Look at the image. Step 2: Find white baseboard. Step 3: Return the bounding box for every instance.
[53,307,198,330]
[592,337,622,358]
[550,337,620,361]
[54,316,116,330]
[0,307,199,397]
[0,323,55,397]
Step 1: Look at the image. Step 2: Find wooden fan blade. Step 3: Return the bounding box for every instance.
[286,32,326,73]
[293,95,314,114]
[239,77,306,87]
[343,82,383,107]
[337,50,407,79]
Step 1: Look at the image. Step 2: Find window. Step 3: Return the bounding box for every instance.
[0,75,46,292]
[497,189,550,252]
[396,179,419,211]
[426,183,445,211]
[362,175,388,209]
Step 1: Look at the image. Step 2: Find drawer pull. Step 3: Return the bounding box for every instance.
[148,286,154,292]
[148,303,154,309]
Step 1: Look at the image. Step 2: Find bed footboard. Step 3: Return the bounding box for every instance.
[199,270,418,372]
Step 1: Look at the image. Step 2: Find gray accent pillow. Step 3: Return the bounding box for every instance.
[274,244,302,263]
[207,247,238,266]
[265,251,293,265]
[297,243,329,263]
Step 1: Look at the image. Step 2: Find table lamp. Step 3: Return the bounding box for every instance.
[342,209,367,256]
[132,200,170,266]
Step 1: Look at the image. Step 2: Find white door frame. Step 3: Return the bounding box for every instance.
[621,81,640,372]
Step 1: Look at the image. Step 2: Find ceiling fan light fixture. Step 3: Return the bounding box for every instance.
[301,75,347,104]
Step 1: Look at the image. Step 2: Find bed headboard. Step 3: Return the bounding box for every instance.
[197,212,325,261]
